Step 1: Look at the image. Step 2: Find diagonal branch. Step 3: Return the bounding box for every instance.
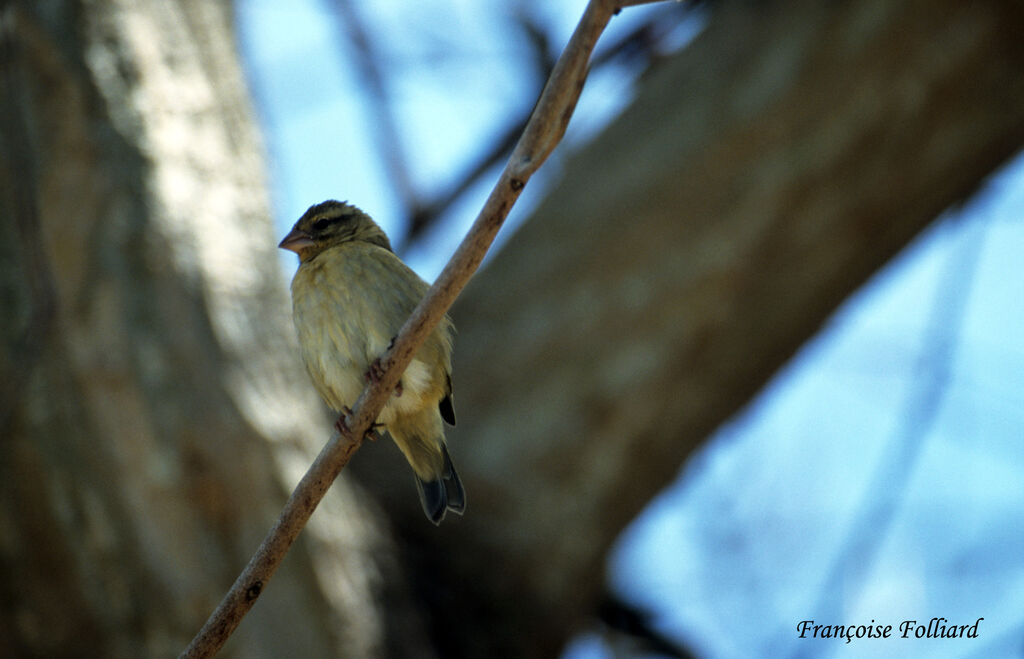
[179,1,668,656]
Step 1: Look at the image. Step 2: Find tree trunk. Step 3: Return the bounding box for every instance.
[0,2,426,657]
[351,0,1024,656]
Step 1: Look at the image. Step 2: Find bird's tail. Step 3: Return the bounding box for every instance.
[389,415,466,524]
[416,444,465,525]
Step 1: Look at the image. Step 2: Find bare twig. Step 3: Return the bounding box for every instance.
[400,1,689,249]
[788,212,987,659]
[398,8,555,250]
[180,1,663,656]
[328,0,419,215]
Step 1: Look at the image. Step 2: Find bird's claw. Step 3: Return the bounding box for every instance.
[366,358,386,384]
[334,413,352,436]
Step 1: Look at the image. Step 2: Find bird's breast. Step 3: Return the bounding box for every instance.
[290,248,443,422]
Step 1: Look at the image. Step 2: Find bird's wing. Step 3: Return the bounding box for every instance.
[439,373,456,426]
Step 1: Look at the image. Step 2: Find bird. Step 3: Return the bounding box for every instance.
[279,200,465,524]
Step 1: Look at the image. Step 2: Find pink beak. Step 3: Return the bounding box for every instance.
[278,228,315,254]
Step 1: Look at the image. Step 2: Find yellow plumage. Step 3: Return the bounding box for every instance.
[280,200,464,524]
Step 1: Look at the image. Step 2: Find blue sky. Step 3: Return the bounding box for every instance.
[605,169,1024,657]
[236,2,1024,656]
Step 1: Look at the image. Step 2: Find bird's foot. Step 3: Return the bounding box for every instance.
[335,406,384,441]
[334,412,352,436]
[366,358,386,384]
[366,358,403,397]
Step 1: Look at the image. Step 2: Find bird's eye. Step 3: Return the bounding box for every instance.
[312,217,332,232]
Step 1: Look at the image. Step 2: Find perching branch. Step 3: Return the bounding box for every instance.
[179,1,668,656]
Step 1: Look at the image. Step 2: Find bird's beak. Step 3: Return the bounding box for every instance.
[278,228,315,254]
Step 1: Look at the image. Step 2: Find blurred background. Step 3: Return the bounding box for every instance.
[2,0,1022,657]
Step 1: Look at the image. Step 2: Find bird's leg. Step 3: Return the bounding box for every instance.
[378,336,403,396]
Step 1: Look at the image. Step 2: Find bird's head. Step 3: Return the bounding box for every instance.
[278,200,392,262]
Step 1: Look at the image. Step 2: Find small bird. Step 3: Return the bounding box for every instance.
[279,200,465,524]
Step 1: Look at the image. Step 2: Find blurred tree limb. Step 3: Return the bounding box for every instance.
[350,0,1024,656]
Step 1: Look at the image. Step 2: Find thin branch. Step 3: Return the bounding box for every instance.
[787,212,987,659]
[617,0,671,7]
[180,1,661,656]
[397,7,556,250]
[400,2,691,250]
[399,114,525,250]
[328,0,419,214]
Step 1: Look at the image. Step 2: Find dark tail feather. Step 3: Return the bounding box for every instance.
[416,445,466,525]
[440,445,466,513]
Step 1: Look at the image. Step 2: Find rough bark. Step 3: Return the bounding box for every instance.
[350,0,1024,656]
[0,2,424,657]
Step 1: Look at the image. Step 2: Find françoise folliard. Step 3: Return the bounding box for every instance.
[797,617,983,643]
